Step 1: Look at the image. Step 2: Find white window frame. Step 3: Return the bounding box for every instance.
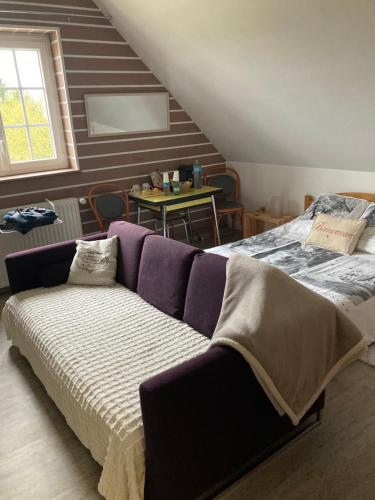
[0,32,68,177]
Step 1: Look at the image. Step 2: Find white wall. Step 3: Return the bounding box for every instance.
[233,161,375,216]
[98,0,375,172]
[97,0,375,213]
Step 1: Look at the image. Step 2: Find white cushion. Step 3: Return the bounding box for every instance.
[360,203,375,227]
[68,236,118,286]
[357,227,375,254]
[305,214,366,255]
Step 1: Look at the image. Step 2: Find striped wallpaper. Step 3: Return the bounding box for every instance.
[0,0,225,235]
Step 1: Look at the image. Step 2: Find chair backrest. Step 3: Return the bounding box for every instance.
[88,183,129,231]
[204,166,240,201]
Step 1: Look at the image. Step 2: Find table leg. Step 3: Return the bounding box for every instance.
[211,195,221,245]
[186,208,192,243]
[162,205,167,238]
[137,205,141,225]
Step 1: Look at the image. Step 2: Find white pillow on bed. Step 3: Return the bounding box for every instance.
[356,204,375,254]
[68,236,118,286]
[360,203,375,227]
[357,227,375,254]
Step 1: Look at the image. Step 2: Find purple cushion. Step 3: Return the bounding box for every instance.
[107,221,154,291]
[39,260,71,287]
[183,253,227,338]
[137,235,201,318]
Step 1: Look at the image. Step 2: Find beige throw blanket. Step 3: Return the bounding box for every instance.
[210,254,366,425]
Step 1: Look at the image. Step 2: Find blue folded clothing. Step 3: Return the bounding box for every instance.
[0,207,58,234]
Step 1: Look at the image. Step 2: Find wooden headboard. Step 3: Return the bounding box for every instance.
[304,192,375,210]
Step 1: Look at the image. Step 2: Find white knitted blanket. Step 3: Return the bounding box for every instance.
[2,284,209,500]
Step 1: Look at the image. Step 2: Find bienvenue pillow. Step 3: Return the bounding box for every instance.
[68,236,118,286]
[304,214,366,255]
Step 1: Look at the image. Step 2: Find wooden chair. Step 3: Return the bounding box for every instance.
[204,166,244,245]
[88,183,129,232]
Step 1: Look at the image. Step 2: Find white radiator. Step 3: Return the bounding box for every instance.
[0,198,83,289]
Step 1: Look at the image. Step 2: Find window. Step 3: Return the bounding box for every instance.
[0,33,68,177]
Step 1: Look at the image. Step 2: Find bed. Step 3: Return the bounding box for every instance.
[208,192,375,344]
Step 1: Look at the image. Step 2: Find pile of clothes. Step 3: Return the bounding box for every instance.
[0,207,58,234]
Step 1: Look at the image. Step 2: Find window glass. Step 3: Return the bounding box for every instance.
[23,89,49,124]
[15,49,43,88]
[29,126,54,160]
[4,127,31,162]
[0,90,25,125]
[0,47,56,165]
[0,49,18,87]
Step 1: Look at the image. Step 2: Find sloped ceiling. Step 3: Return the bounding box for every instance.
[97,0,375,171]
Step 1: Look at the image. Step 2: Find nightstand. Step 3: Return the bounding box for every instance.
[244,211,294,238]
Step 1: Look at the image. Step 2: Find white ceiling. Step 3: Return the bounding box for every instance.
[97,0,375,171]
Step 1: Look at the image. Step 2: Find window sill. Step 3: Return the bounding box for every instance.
[0,167,80,183]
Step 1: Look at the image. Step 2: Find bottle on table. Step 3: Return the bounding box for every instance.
[162,172,170,195]
[193,160,202,189]
[172,170,181,195]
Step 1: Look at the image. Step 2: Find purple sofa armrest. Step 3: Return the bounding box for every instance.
[5,232,107,294]
[140,345,325,500]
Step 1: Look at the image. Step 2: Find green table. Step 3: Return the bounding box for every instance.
[128,186,223,244]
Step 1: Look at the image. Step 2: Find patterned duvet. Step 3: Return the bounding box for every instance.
[2,284,209,500]
[208,222,375,342]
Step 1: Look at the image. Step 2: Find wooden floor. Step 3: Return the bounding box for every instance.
[2,292,375,500]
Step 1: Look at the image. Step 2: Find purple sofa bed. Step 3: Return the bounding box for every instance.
[5,221,324,500]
